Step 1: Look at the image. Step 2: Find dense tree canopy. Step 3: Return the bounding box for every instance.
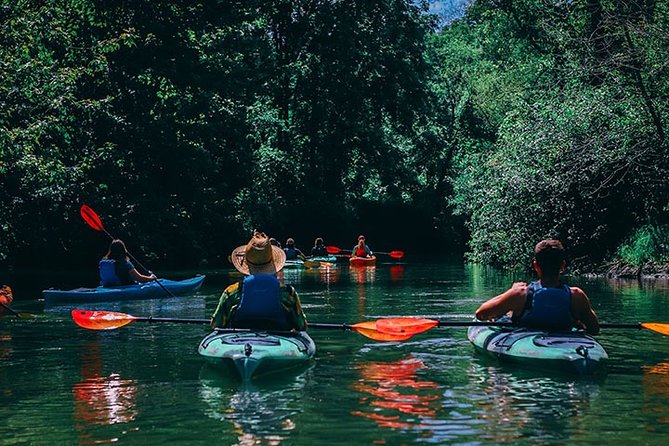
[1,0,667,271]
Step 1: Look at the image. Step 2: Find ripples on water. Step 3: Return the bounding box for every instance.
[1,263,669,444]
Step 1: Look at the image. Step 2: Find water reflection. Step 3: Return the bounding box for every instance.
[389,265,405,282]
[642,361,669,424]
[351,356,441,431]
[350,265,376,284]
[73,342,138,444]
[198,365,308,445]
[468,363,601,443]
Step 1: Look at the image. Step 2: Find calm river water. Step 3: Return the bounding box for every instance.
[2,260,669,445]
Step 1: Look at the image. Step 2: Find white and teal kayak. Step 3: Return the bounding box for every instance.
[468,324,608,375]
[43,276,205,305]
[310,255,337,264]
[198,330,316,380]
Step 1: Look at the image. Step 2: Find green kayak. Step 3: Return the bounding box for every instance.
[198,330,316,380]
[468,324,608,375]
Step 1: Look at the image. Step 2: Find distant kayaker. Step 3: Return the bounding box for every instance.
[210,231,308,331]
[0,285,13,316]
[283,238,306,260]
[474,239,600,335]
[352,235,373,258]
[99,239,156,287]
[311,237,327,257]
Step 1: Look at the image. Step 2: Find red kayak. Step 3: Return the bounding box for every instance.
[349,256,377,267]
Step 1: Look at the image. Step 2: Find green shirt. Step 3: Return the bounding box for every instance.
[211,280,307,331]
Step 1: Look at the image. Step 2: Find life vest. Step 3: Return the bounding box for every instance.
[284,247,299,260]
[312,245,327,256]
[516,280,575,330]
[230,274,291,330]
[354,244,369,257]
[99,259,133,287]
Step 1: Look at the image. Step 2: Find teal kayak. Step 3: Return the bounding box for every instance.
[42,275,205,305]
[467,324,608,375]
[310,255,337,264]
[283,259,305,269]
[198,330,316,380]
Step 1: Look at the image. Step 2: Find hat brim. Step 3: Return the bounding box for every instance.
[230,245,286,275]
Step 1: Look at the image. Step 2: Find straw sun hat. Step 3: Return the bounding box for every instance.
[231,231,286,275]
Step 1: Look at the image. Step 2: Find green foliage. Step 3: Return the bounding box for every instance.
[617,225,669,266]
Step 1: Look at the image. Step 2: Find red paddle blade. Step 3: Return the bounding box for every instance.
[72,310,137,330]
[326,246,342,254]
[375,318,438,336]
[80,204,105,232]
[351,321,414,341]
[388,250,405,259]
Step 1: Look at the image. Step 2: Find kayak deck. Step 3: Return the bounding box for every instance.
[349,255,376,267]
[468,324,608,376]
[198,330,316,381]
[42,275,205,304]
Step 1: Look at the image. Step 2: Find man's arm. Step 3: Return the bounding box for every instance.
[570,287,600,335]
[475,282,528,321]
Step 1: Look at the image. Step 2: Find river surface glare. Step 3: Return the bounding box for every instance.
[2,260,669,445]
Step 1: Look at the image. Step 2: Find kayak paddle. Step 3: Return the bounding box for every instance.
[70,310,412,341]
[79,204,175,297]
[0,301,36,319]
[373,317,669,337]
[326,245,405,259]
[0,286,36,319]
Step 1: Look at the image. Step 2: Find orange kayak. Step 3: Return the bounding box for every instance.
[349,256,376,267]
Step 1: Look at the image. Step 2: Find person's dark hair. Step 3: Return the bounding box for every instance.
[105,239,129,262]
[534,240,566,275]
[314,237,323,246]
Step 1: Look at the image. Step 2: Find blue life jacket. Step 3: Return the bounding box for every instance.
[284,247,299,260]
[99,259,133,287]
[230,274,291,330]
[516,280,575,330]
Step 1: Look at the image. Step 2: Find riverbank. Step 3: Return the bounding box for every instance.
[600,260,669,280]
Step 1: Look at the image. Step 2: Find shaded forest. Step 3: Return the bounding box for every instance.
[1,0,668,271]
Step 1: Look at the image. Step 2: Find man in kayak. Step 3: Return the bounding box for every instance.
[283,238,306,260]
[352,235,373,258]
[99,239,156,287]
[211,231,307,331]
[0,285,13,316]
[311,237,328,257]
[474,239,600,335]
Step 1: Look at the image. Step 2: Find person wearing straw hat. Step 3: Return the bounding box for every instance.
[210,231,307,331]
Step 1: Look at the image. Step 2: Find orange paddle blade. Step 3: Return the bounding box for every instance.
[326,246,342,254]
[72,310,137,330]
[351,321,414,341]
[375,318,438,335]
[641,323,669,336]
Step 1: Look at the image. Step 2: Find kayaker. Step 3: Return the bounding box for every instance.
[311,237,327,257]
[283,238,306,260]
[210,231,307,331]
[474,239,600,335]
[0,285,13,316]
[352,235,373,258]
[99,239,156,287]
